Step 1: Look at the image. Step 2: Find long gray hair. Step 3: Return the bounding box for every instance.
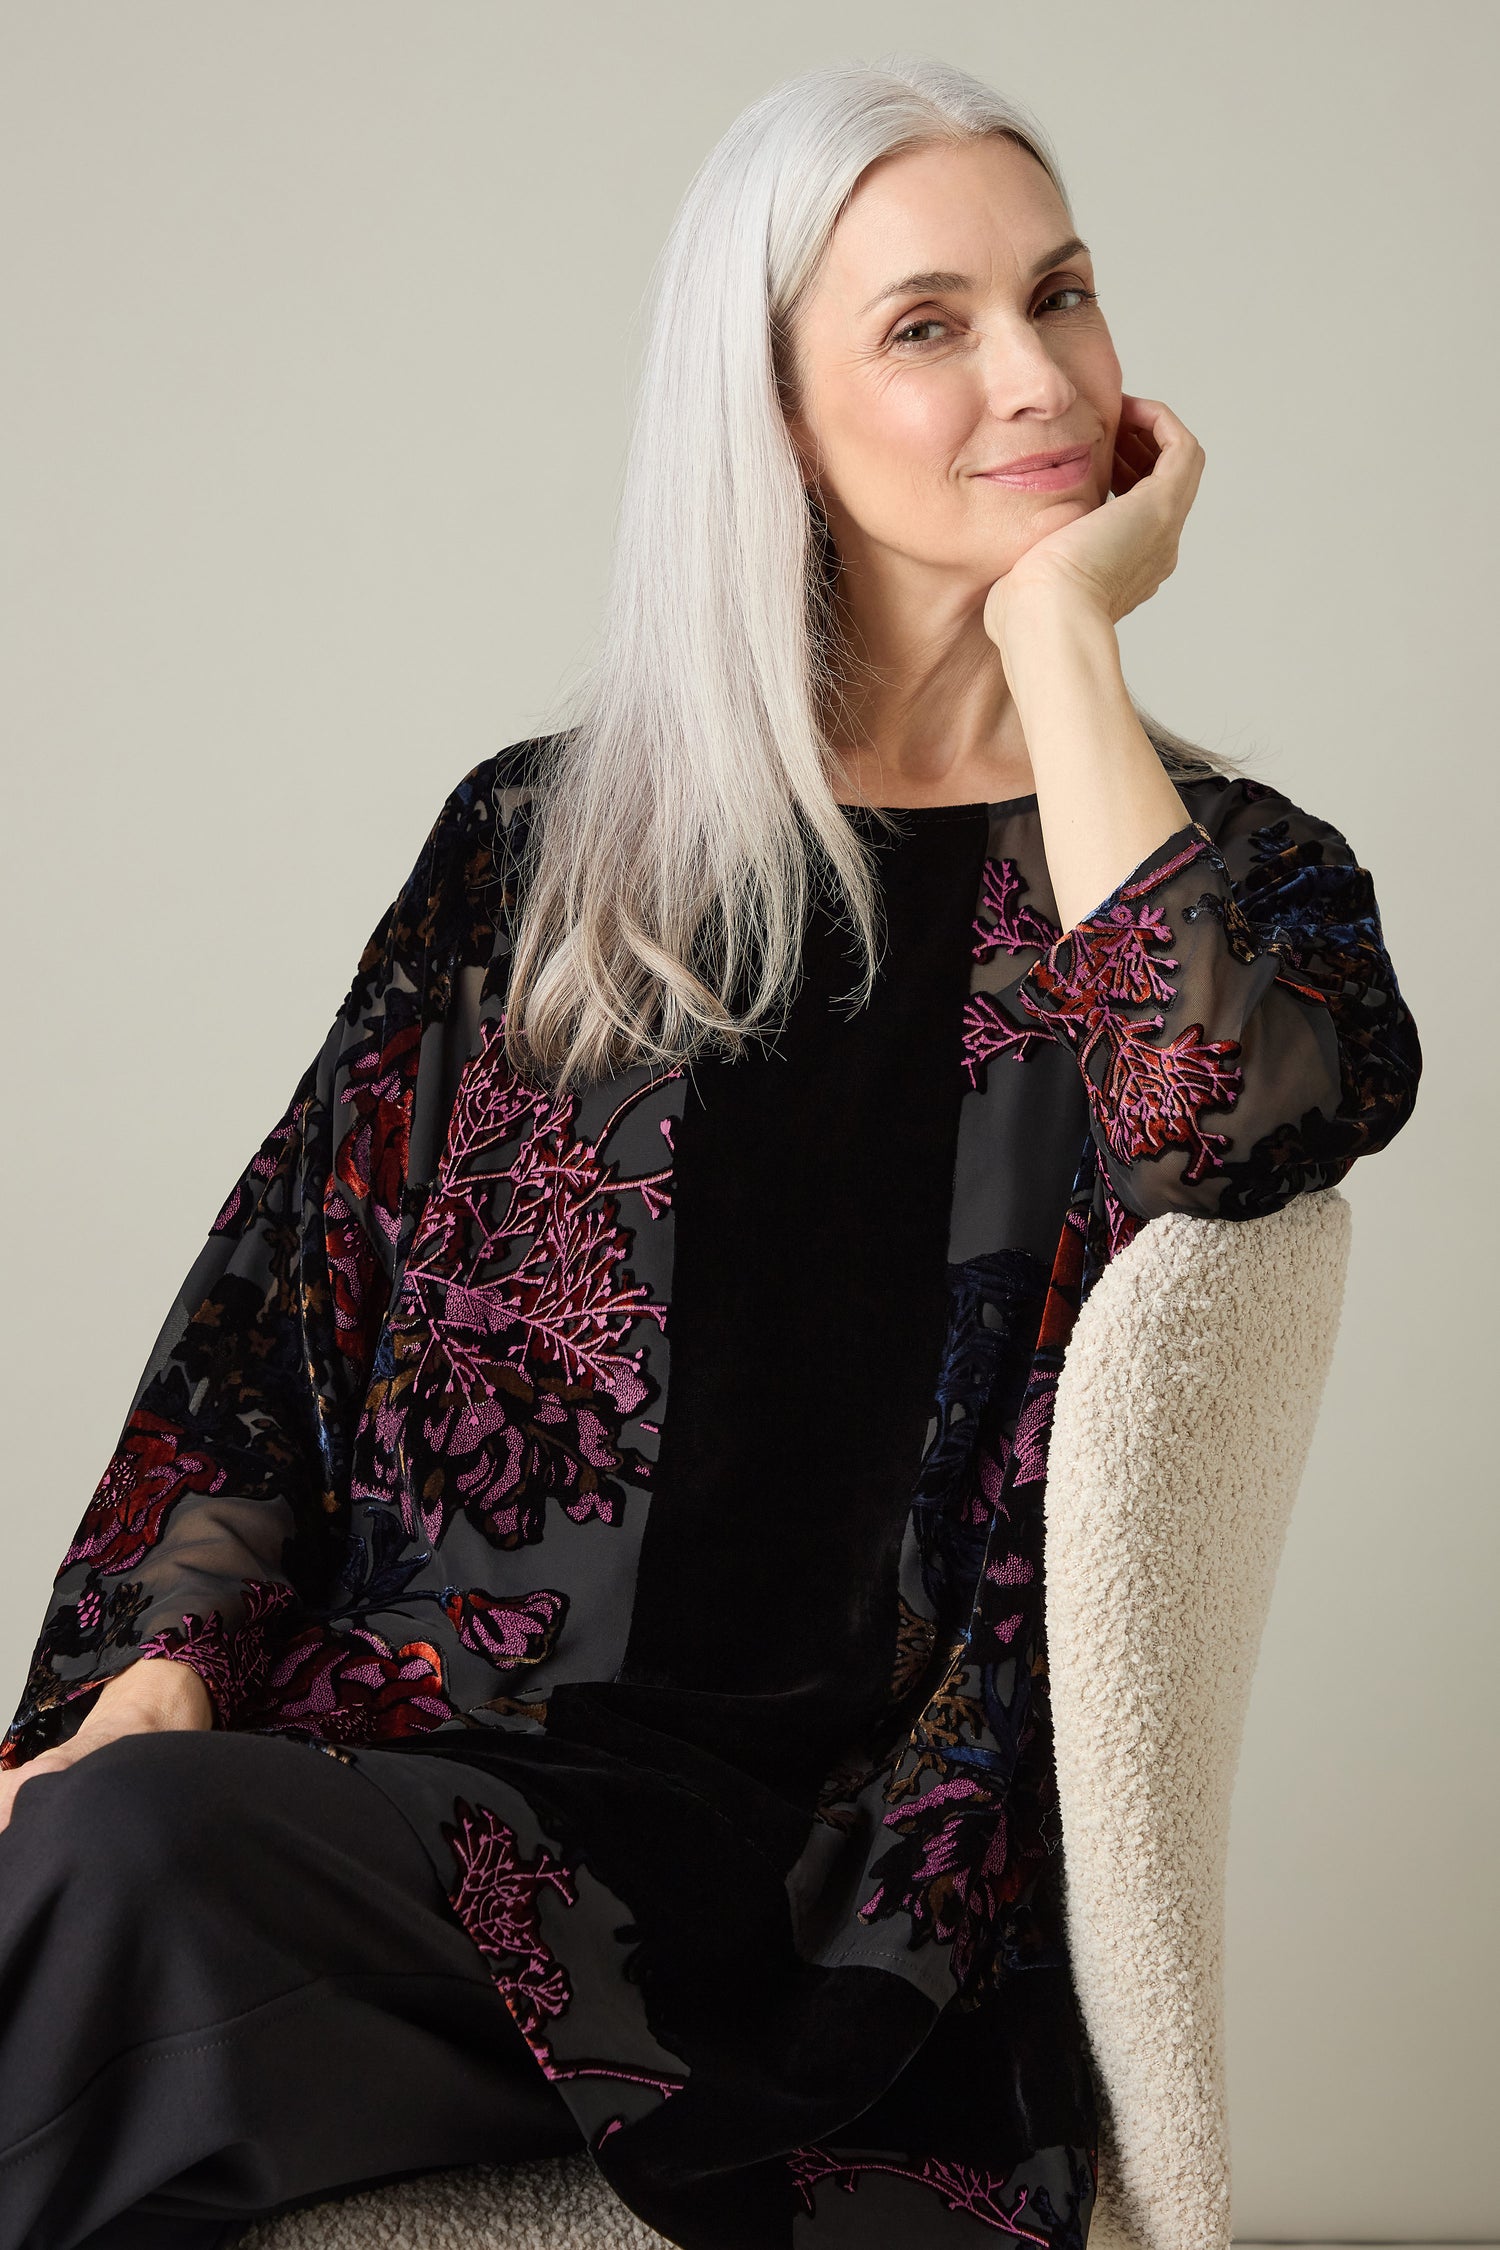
[504,53,1236,1090]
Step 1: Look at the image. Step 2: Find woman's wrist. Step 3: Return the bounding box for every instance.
[987,580,1120,696]
[985,585,1191,934]
[83,1654,215,1734]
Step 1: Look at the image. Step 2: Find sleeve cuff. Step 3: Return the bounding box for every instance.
[133,1581,300,1730]
[1054,817,1217,947]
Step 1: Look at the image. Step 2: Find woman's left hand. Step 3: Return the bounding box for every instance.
[983,394,1206,643]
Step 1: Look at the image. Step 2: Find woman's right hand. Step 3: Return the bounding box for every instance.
[0,1655,214,1834]
[984,394,1206,640]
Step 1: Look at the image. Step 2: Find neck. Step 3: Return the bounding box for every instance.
[821,541,1036,808]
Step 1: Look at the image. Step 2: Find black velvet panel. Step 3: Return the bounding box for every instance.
[618,808,991,1795]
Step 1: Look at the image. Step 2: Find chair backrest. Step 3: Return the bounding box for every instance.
[1043,1185,1353,2250]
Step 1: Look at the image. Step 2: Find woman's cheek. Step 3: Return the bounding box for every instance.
[1075,332,1123,415]
[898,375,975,458]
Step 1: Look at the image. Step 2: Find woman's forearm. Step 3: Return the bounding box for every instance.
[994,591,1193,935]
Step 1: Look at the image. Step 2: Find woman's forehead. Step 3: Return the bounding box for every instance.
[815,139,1075,305]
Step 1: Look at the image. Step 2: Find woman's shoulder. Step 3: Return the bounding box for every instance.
[374,735,564,958]
[1169,762,1364,866]
[436,731,562,832]
[488,730,566,815]
[416,732,565,868]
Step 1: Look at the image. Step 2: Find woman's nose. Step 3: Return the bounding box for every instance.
[976,322,1078,420]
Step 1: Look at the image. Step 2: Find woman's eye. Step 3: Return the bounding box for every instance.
[891,317,950,348]
[890,289,1099,350]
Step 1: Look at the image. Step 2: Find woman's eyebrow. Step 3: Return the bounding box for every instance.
[857,237,1092,319]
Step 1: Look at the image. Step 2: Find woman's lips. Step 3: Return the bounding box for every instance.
[976,447,1093,492]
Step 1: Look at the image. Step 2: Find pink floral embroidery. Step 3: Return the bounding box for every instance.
[210,1107,300,1237]
[438,1583,567,1669]
[443,1796,578,2046]
[1004,1377,1059,1499]
[440,1793,689,2111]
[961,992,1052,1089]
[1100,1167,1142,1256]
[860,1761,1009,1959]
[963,856,1061,1088]
[971,856,1060,964]
[135,1578,298,1727]
[354,1020,678,1550]
[789,2142,1069,2241]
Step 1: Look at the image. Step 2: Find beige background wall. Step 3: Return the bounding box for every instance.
[1,2,1492,2237]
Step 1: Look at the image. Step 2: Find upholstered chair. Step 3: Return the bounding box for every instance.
[247,1184,1353,2250]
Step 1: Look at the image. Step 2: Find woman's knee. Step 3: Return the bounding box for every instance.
[2,1728,261,1901]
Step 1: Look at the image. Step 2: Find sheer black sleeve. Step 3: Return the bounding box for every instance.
[2,754,518,1765]
[1011,775,1422,1222]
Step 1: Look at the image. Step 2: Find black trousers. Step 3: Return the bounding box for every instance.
[0,1728,587,2250]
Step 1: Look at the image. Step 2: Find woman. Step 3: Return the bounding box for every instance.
[0,54,1421,2250]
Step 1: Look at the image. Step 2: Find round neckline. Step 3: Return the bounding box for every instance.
[839,793,1038,822]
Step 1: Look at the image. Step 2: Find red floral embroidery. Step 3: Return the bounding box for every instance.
[236,1615,451,1742]
[323,1178,382,1365]
[1016,832,1246,1183]
[61,1413,229,1577]
[336,1019,423,1247]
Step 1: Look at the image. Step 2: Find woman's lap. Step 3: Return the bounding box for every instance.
[0,1727,583,2250]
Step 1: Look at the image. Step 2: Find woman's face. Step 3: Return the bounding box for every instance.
[784,134,1123,592]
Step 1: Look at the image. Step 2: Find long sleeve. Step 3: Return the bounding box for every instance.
[1011,774,1422,1223]
[2,755,514,1767]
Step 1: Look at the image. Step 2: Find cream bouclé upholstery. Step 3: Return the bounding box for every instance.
[1046,1185,1351,2250]
[244,2155,674,2248]
[246,1186,1352,2250]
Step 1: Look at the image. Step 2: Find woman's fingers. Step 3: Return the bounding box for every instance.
[0,1661,219,1832]
[0,1743,85,1832]
[1110,397,1205,521]
[1119,396,1204,467]
[0,1710,168,1834]
[1111,430,1159,495]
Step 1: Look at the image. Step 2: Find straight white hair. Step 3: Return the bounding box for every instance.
[503,52,1237,1090]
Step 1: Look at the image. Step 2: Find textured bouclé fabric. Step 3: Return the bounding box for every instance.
[1043,1185,1352,2250]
